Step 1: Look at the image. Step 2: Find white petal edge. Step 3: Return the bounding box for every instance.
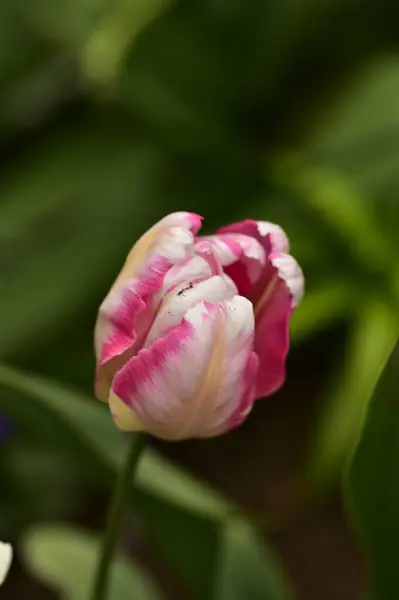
[0,543,12,586]
[270,253,304,307]
[198,234,265,267]
[257,221,290,253]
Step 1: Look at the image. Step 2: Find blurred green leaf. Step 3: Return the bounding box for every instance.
[215,520,293,600]
[5,441,83,525]
[83,0,170,84]
[22,525,163,600]
[310,57,399,168]
[290,280,356,343]
[307,56,399,249]
[346,339,399,599]
[0,363,243,599]
[118,4,245,156]
[0,122,167,359]
[11,0,108,47]
[245,0,399,148]
[0,6,55,88]
[0,363,233,521]
[0,6,74,139]
[281,164,391,270]
[307,301,398,490]
[137,493,219,599]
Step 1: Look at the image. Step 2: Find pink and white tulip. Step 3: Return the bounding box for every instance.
[94,213,303,440]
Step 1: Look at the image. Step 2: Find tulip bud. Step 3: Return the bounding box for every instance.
[94,214,304,439]
[95,214,258,440]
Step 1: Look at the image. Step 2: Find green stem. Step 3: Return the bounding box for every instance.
[90,433,147,600]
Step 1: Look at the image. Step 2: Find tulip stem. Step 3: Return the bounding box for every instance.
[90,432,147,600]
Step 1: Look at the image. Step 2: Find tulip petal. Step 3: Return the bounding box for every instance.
[109,296,256,440]
[94,212,202,400]
[228,352,259,430]
[111,212,203,295]
[0,543,12,586]
[214,219,290,297]
[194,239,225,276]
[196,233,265,296]
[161,246,220,297]
[254,277,291,399]
[197,234,265,271]
[253,253,304,399]
[269,253,304,308]
[146,275,236,347]
[218,219,290,255]
[94,280,155,400]
[147,245,236,346]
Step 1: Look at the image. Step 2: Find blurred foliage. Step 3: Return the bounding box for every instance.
[0,364,234,520]
[23,525,164,600]
[0,364,291,598]
[308,302,398,488]
[1,0,399,598]
[216,520,293,600]
[346,340,399,599]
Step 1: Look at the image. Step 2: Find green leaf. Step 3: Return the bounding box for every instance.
[346,339,399,600]
[0,6,73,139]
[22,525,163,600]
[215,520,293,600]
[290,280,355,343]
[0,364,240,598]
[0,363,233,521]
[83,0,170,83]
[137,493,219,599]
[0,123,166,360]
[306,57,399,250]
[307,302,399,490]
[284,164,390,270]
[249,0,399,147]
[310,57,399,163]
[0,363,240,597]
[5,441,83,524]
[11,0,108,47]
[118,4,242,156]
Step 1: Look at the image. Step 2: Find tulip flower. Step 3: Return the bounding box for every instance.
[0,543,12,586]
[95,213,303,440]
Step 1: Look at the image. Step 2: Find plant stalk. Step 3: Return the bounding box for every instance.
[90,432,146,600]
